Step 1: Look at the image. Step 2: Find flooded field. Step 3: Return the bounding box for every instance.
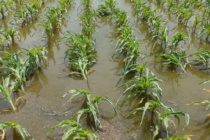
[1,0,210,140]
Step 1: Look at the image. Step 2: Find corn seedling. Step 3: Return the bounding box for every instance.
[199,24,210,41]
[64,33,96,80]
[0,122,33,140]
[0,28,20,46]
[97,0,117,16]
[156,51,188,72]
[49,119,98,140]
[160,135,191,140]
[42,7,63,37]
[0,77,17,111]
[0,47,47,90]
[0,0,14,19]
[63,89,117,130]
[118,68,162,107]
[189,50,210,70]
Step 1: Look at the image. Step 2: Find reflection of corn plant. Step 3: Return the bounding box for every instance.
[63,89,116,130]
[189,50,210,69]
[156,51,188,72]
[0,28,20,45]
[118,68,162,106]
[0,77,16,111]
[0,122,32,140]
[49,119,98,140]
[65,33,96,80]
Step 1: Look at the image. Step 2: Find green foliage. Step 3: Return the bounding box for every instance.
[118,68,162,106]
[156,51,188,72]
[0,121,33,140]
[63,89,117,130]
[161,135,191,140]
[0,28,20,46]
[0,77,16,111]
[0,47,47,90]
[64,33,96,80]
[189,50,210,69]
[97,0,117,16]
[49,119,98,140]
[190,100,210,110]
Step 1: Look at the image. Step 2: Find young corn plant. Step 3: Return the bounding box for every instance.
[176,6,192,25]
[127,100,189,139]
[42,7,63,37]
[49,119,98,140]
[62,89,117,130]
[0,77,17,112]
[0,122,33,140]
[118,68,162,107]
[64,33,97,80]
[189,50,210,70]
[97,0,117,16]
[0,28,20,46]
[168,32,187,53]
[199,24,210,41]
[156,51,189,72]
[0,0,13,19]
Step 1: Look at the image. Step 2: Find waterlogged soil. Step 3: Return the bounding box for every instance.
[1,0,210,140]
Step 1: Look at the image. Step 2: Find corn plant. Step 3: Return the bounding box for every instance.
[64,33,96,80]
[118,68,162,107]
[42,7,63,37]
[79,9,96,39]
[58,0,74,12]
[97,0,117,16]
[168,32,187,53]
[0,77,17,111]
[127,99,189,139]
[14,3,38,27]
[156,51,188,72]
[189,50,210,70]
[176,6,192,25]
[0,0,14,19]
[199,24,210,41]
[0,122,32,140]
[0,47,47,90]
[160,135,191,140]
[191,100,210,110]
[112,9,128,27]
[49,119,98,140]
[0,28,20,46]
[63,89,117,130]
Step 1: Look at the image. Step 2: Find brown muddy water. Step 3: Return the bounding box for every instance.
[1,0,210,140]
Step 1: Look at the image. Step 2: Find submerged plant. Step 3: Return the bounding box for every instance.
[118,68,162,106]
[156,51,188,72]
[0,28,20,46]
[189,50,210,70]
[0,77,16,111]
[63,89,117,130]
[65,33,96,80]
[49,119,98,140]
[0,122,32,140]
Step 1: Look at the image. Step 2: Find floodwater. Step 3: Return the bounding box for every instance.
[1,0,210,140]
